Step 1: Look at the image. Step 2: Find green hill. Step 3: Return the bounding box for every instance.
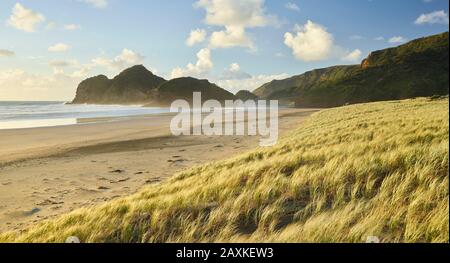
[254,32,449,107]
[1,97,448,243]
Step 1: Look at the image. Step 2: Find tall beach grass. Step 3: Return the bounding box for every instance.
[1,97,448,243]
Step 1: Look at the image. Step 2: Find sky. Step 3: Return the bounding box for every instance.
[0,0,449,101]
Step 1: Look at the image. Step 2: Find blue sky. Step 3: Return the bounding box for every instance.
[0,0,448,100]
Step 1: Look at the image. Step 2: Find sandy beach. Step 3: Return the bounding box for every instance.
[0,108,318,232]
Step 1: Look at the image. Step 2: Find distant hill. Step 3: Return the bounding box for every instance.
[71,66,235,106]
[254,32,449,107]
[72,32,448,107]
[148,77,236,106]
[72,65,166,104]
[235,90,259,101]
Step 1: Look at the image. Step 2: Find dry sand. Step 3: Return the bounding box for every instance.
[0,109,318,232]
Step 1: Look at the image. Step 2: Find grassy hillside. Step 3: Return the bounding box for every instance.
[1,97,448,243]
[254,32,449,108]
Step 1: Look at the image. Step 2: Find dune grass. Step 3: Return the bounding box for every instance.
[1,97,448,243]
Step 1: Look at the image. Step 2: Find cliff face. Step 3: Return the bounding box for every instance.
[72,75,113,104]
[72,65,166,104]
[253,32,449,108]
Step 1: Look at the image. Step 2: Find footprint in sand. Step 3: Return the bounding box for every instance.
[167,159,187,165]
[36,200,64,206]
[109,169,125,174]
[109,177,131,184]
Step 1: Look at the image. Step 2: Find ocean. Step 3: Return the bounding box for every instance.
[0,101,170,130]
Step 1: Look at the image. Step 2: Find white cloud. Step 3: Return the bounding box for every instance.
[229,63,240,72]
[195,0,276,28]
[48,43,71,52]
[186,29,207,46]
[7,3,45,32]
[342,49,362,63]
[415,10,449,25]
[194,0,278,50]
[285,20,364,62]
[285,2,300,12]
[374,36,385,41]
[284,20,334,61]
[217,73,289,94]
[71,65,92,78]
[0,49,15,57]
[78,0,108,9]
[213,62,288,93]
[219,63,252,80]
[388,36,407,44]
[64,24,82,30]
[49,59,92,78]
[171,48,213,79]
[0,69,82,101]
[92,48,145,71]
[209,26,254,49]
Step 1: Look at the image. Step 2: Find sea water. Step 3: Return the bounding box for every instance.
[0,101,170,130]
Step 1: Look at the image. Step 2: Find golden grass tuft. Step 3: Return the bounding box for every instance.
[1,97,448,243]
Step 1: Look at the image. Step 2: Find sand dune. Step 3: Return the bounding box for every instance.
[0,109,318,232]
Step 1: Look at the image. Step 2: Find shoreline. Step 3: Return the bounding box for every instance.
[0,108,320,232]
[0,101,171,131]
[0,112,178,167]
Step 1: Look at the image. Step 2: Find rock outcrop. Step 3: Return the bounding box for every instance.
[72,65,166,104]
[72,66,236,106]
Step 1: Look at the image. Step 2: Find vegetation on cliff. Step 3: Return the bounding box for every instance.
[254,32,449,107]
